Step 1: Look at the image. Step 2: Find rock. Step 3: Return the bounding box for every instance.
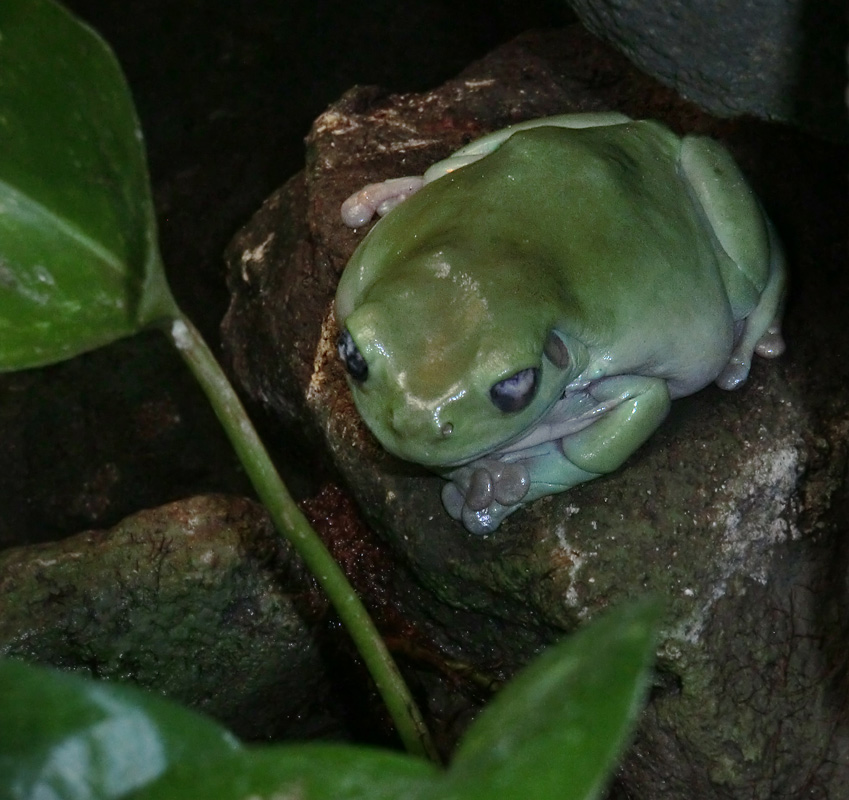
[564,0,848,141]
[0,494,335,741]
[222,26,849,799]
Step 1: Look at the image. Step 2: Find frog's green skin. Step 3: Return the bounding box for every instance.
[335,114,786,534]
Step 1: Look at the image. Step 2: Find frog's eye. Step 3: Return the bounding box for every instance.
[490,367,539,413]
[337,329,368,382]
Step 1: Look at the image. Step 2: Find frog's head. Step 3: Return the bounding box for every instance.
[335,243,588,468]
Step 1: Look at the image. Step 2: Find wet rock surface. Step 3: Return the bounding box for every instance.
[0,494,335,741]
[223,25,849,798]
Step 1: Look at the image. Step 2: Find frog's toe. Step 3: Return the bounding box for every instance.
[718,316,785,390]
[754,322,786,359]
[461,502,507,535]
[441,482,465,521]
[715,357,751,391]
[441,461,526,532]
[466,467,495,511]
[492,462,531,505]
[443,482,509,533]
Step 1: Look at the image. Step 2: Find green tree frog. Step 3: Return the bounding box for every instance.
[335,113,786,534]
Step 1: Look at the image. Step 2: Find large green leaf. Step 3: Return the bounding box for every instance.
[0,658,437,800]
[132,745,438,800]
[442,600,660,800]
[0,603,658,800]
[0,0,177,371]
[0,658,240,799]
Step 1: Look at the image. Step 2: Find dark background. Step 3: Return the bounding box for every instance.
[64,0,574,338]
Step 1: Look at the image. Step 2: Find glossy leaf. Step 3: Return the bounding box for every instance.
[442,600,660,800]
[0,603,658,800]
[0,658,239,799]
[0,658,436,800]
[132,745,438,800]
[0,0,177,371]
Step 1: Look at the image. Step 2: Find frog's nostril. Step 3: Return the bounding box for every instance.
[440,422,454,437]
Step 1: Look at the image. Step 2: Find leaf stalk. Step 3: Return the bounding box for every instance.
[163,313,439,763]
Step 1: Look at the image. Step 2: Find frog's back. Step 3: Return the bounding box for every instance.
[469,121,724,311]
[342,121,737,396]
[445,121,737,392]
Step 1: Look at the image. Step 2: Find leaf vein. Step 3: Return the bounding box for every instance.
[0,176,126,275]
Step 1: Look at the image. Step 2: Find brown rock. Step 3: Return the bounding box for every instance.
[0,494,334,741]
[223,26,849,798]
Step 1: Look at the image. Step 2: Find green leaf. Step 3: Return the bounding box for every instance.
[0,0,177,371]
[0,658,240,799]
[132,745,438,800]
[442,601,660,800]
[0,603,658,800]
[0,658,438,800]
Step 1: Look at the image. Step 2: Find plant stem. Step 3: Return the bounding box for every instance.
[164,313,439,763]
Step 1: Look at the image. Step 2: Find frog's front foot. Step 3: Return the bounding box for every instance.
[441,459,530,534]
[340,176,424,227]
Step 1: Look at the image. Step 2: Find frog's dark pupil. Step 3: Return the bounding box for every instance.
[337,329,368,382]
[490,367,539,413]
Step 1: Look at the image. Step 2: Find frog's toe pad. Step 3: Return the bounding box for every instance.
[493,462,531,505]
[754,325,786,359]
[466,467,495,511]
[442,482,465,521]
[461,502,509,536]
[465,460,531,510]
[441,459,530,533]
[716,358,751,391]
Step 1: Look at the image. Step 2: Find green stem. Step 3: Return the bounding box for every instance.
[163,313,438,763]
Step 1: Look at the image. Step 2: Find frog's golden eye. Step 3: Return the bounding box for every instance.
[337,329,368,382]
[490,367,539,413]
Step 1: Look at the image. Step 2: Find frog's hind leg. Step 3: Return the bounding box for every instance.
[679,135,787,390]
[715,220,786,390]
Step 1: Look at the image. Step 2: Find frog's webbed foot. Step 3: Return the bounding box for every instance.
[441,459,531,535]
[340,176,424,227]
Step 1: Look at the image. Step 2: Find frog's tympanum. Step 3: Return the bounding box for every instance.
[335,114,786,534]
